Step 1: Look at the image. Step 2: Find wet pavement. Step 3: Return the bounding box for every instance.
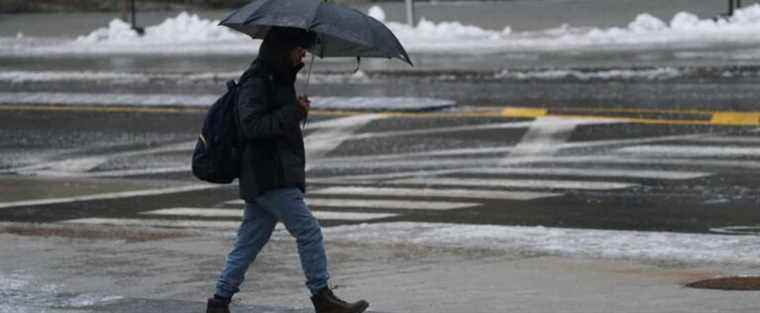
[2,102,760,311]
[4,2,760,309]
[2,223,759,313]
[2,107,760,233]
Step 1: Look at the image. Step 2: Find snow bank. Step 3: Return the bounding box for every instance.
[5,5,760,56]
[495,67,684,80]
[76,12,243,45]
[0,92,453,111]
[322,222,760,265]
[379,4,760,53]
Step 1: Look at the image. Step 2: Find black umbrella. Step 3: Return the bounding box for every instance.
[219,0,412,67]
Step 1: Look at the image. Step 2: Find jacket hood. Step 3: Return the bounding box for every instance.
[257,27,316,85]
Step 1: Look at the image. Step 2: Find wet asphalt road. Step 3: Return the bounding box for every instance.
[1,106,759,235]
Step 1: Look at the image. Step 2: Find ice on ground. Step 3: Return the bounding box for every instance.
[0,92,454,111]
[6,5,760,56]
[0,70,372,84]
[322,222,760,265]
[495,67,683,80]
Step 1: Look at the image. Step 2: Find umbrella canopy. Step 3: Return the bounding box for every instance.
[219,0,413,66]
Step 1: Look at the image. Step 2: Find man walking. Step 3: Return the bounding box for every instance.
[206,27,369,313]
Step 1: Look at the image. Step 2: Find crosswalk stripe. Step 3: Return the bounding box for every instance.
[307,198,479,210]
[0,184,220,209]
[350,121,536,140]
[313,146,513,165]
[494,155,760,170]
[687,136,760,144]
[141,207,398,221]
[310,187,561,200]
[143,208,241,217]
[465,167,710,180]
[61,218,240,229]
[227,198,480,210]
[390,178,636,190]
[617,145,760,157]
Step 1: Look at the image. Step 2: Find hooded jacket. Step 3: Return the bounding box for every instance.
[235,28,313,200]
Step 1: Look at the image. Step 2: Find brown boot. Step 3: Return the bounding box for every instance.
[206,296,231,313]
[311,287,369,313]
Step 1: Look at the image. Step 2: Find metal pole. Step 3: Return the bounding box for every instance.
[130,0,145,35]
[729,0,735,16]
[405,0,415,26]
[131,0,136,28]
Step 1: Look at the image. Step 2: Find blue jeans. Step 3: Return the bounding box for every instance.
[216,188,329,297]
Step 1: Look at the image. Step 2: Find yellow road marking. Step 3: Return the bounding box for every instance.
[499,106,760,126]
[501,107,547,118]
[710,112,760,125]
[0,104,203,114]
[2,104,760,126]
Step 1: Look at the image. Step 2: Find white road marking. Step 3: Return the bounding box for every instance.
[0,184,220,209]
[351,121,536,140]
[687,136,760,144]
[61,218,240,229]
[310,187,562,200]
[305,114,385,170]
[314,146,513,165]
[314,150,760,173]
[3,140,195,175]
[507,155,760,169]
[228,198,480,210]
[617,145,760,157]
[555,132,709,150]
[26,166,190,178]
[390,178,636,190]
[315,169,470,183]
[307,198,480,210]
[311,211,399,221]
[509,117,606,157]
[141,207,398,221]
[314,157,505,169]
[143,208,242,217]
[466,167,710,180]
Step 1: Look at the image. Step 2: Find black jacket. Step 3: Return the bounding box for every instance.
[236,59,307,200]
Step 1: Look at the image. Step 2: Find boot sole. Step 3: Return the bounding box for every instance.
[353,301,369,313]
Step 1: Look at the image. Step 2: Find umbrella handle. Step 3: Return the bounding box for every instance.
[353,57,361,73]
[301,52,316,130]
[303,51,316,97]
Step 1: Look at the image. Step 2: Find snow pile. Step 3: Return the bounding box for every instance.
[0,92,453,111]
[6,5,760,55]
[0,70,373,85]
[66,12,252,54]
[323,222,760,265]
[495,67,684,80]
[372,4,760,53]
[77,12,245,44]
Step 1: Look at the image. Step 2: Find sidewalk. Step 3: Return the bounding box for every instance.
[0,222,758,313]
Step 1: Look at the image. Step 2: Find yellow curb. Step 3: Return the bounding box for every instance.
[4,104,760,126]
[501,107,548,118]
[500,106,760,126]
[0,105,203,114]
[710,112,760,125]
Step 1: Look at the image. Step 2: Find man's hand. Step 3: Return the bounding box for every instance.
[297,96,311,117]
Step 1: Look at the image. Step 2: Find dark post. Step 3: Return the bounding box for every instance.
[130,0,145,35]
[729,0,735,16]
[738,0,742,8]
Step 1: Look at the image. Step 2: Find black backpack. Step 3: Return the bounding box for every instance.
[191,80,242,184]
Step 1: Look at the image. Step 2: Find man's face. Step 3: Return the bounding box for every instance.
[289,47,307,67]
